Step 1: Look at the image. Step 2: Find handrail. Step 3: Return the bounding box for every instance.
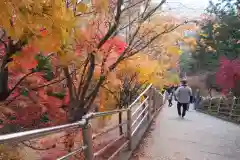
[132,96,149,116]
[0,120,86,144]
[0,83,164,160]
[198,96,240,122]
[131,111,148,136]
[132,104,148,127]
[57,145,87,160]
[91,108,128,118]
[92,121,127,140]
[128,84,152,109]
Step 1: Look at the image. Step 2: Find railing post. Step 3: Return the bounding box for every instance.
[229,97,235,119]
[208,98,212,112]
[217,97,221,115]
[159,92,163,107]
[147,87,152,120]
[82,123,94,160]
[152,88,156,113]
[127,108,132,150]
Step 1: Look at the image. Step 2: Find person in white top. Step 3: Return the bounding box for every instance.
[175,79,192,118]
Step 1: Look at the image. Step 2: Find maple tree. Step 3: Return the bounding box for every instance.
[216,57,240,96]
[0,0,200,159]
[0,0,192,130]
[0,0,184,152]
[186,0,240,96]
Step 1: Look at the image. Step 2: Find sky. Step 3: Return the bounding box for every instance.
[152,0,218,19]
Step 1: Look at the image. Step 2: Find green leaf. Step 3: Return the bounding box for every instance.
[40,113,49,123]
[47,92,66,100]
[44,71,54,81]
[8,116,16,120]
[35,54,52,71]
[20,88,29,97]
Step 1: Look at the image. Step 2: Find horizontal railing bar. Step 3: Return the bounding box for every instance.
[230,114,240,116]
[132,104,148,127]
[0,120,86,144]
[94,134,125,157]
[107,140,129,160]
[57,145,87,160]
[219,108,231,109]
[131,111,148,136]
[129,84,152,109]
[131,97,149,117]
[92,109,128,118]
[92,121,127,140]
[157,89,163,97]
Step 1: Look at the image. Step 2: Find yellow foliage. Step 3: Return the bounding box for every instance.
[139,14,198,70]
[200,33,208,37]
[94,0,109,12]
[58,51,77,66]
[0,0,80,67]
[167,46,181,55]
[0,145,22,160]
[77,2,89,13]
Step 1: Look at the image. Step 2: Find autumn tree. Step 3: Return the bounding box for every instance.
[0,0,198,135]
[0,0,202,158]
[190,0,240,95]
[0,0,169,130]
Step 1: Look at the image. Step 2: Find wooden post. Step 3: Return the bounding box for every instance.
[217,97,221,115]
[127,108,132,150]
[82,123,94,160]
[147,87,152,120]
[152,88,157,114]
[208,98,212,112]
[229,97,235,119]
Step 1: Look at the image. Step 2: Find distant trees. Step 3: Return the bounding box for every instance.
[180,0,240,96]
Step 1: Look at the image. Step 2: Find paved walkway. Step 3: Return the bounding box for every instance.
[132,103,240,160]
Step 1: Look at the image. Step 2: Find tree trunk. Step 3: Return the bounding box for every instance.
[68,100,87,122]
[0,68,9,101]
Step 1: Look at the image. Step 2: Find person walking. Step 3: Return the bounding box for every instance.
[164,87,172,106]
[167,87,173,107]
[173,85,178,101]
[175,79,192,118]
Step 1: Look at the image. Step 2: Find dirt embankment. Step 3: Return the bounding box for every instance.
[187,73,222,97]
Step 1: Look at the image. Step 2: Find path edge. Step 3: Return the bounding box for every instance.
[118,104,165,160]
[196,109,240,125]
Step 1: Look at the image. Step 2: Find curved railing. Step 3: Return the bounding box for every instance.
[197,96,240,123]
[0,84,164,160]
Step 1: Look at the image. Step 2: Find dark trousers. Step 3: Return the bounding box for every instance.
[168,99,172,107]
[177,102,188,117]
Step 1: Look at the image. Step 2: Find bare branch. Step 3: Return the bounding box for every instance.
[122,0,145,12]
[22,141,56,151]
[63,67,75,100]
[97,0,124,49]
[8,71,35,95]
[77,58,89,98]
[128,21,192,57]
[79,53,95,103]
